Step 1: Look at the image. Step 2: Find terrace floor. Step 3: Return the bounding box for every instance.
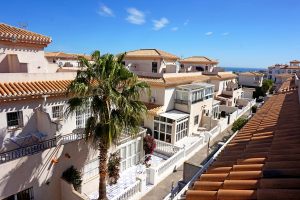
[87,154,166,200]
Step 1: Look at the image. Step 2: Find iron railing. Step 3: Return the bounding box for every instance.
[0,138,57,164]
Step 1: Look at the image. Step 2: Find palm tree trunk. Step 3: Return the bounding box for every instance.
[98,141,108,200]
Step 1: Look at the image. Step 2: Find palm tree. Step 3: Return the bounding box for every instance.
[66,51,149,200]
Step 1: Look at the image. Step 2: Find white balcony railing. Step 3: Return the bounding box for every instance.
[155,140,181,156]
[111,179,141,200]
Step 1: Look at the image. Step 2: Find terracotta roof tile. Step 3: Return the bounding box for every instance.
[0,80,72,100]
[143,102,164,115]
[179,56,218,64]
[239,72,264,77]
[0,23,51,46]
[186,78,300,200]
[138,75,209,87]
[124,49,179,60]
[45,52,91,60]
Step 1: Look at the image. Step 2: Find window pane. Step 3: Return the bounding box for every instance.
[154,122,159,130]
[167,118,173,123]
[160,117,166,122]
[154,131,159,139]
[160,124,165,132]
[166,134,171,143]
[160,132,165,141]
[166,125,172,134]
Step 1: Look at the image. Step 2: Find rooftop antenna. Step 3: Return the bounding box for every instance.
[17,22,28,29]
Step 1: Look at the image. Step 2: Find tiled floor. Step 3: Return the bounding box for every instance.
[87,155,166,200]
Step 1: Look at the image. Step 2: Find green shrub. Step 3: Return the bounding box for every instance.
[232,117,248,132]
[62,166,82,191]
[251,105,257,113]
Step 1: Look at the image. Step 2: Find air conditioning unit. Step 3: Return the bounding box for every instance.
[150,97,156,103]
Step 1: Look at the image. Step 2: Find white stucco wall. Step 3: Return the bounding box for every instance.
[238,75,263,87]
[124,59,162,73]
[0,43,54,73]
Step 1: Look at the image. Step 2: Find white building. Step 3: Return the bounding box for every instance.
[139,75,216,145]
[268,60,300,81]
[45,52,91,71]
[238,72,264,87]
[123,49,179,76]
[204,72,243,107]
[0,24,145,200]
[178,56,218,73]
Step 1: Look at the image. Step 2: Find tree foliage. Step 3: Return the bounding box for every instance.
[232,117,248,132]
[66,51,149,199]
[62,166,82,191]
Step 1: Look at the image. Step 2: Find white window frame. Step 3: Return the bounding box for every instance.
[83,158,99,181]
[119,139,142,172]
[175,118,189,142]
[154,116,173,143]
[76,108,91,129]
[52,105,63,119]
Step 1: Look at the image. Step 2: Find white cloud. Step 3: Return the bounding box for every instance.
[222,32,230,36]
[126,8,145,25]
[153,17,169,30]
[205,32,213,36]
[98,5,114,17]
[171,27,179,31]
[184,19,189,26]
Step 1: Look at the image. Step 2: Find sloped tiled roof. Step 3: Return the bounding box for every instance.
[179,56,218,64]
[0,23,51,46]
[239,72,264,77]
[124,49,179,60]
[205,73,238,81]
[0,80,71,99]
[143,102,164,115]
[138,75,209,87]
[186,80,300,200]
[45,52,91,60]
[290,60,300,63]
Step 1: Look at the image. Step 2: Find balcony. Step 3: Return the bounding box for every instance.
[175,83,214,105]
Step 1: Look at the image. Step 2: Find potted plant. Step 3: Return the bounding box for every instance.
[62,166,82,192]
[143,134,156,167]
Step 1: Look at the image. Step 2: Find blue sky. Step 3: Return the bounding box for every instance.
[1,0,300,68]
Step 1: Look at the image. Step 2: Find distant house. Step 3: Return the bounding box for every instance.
[45,51,91,69]
[204,72,243,107]
[123,48,179,75]
[268,60,300,81]
[238,72,264,87]
[178,56,218,73]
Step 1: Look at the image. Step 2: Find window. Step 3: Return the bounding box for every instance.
[3,187,34,200]
[76,108,91,129]
[83,159,98,180]
[7,111,23,128]
[152,62,158,73]
[194,115,199,125]
[180,64,184,69]
[52,105,63,119]
[153,116,173,143]
[175,119,188,142]
[119,140,142,171]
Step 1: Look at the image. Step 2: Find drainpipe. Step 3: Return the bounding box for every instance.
[41,95,49,111]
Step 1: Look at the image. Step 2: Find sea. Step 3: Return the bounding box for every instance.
[222,67,266,73]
